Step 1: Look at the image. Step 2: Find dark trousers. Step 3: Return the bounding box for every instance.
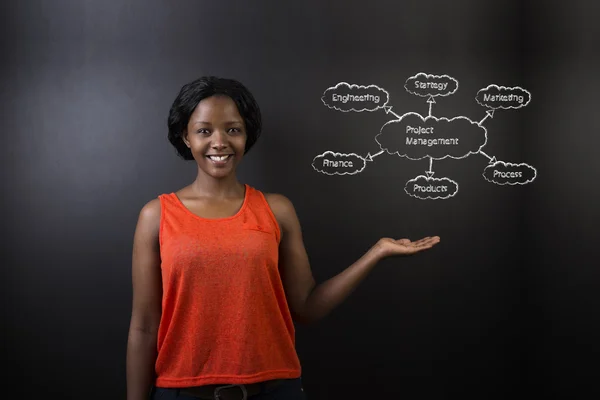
[150,378,307,400]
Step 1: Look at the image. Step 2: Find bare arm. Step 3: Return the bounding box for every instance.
[266,193,440,325]
[126,199,163,400]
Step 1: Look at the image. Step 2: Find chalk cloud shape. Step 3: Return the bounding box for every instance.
[482,161,537,185]
[405,175,459,200]
[312,151,366,175]
[375,112,487,161]
[404,72,458,98]
[476,85,531,110]
[321,82,389,112]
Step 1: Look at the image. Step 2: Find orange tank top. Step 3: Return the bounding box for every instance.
[154,184,302,387]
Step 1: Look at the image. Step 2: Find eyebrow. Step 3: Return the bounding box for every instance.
[193,120,243,126]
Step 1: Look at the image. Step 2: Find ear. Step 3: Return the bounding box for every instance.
[182,129,191,148]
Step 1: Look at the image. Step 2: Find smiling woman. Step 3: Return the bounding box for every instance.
[125,76,440,400]
[183,95,248,179]
[167,77,262,161]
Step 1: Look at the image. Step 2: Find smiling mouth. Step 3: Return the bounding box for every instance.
[206,154,233,162]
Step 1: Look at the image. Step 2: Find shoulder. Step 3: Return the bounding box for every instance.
[263,192,299,229]
[139,197,162,220]
[263,192,295,215]
[263,192,293,210]
[135,198,162,236]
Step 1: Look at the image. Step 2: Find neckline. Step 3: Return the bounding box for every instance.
[171,184,250,222]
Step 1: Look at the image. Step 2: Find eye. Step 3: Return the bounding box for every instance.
[197,128,210,134]
[227,127,242,134]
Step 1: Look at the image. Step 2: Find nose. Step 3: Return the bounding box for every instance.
[211,130,229,150]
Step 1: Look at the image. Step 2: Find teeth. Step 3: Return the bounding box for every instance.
[209,155,229,161]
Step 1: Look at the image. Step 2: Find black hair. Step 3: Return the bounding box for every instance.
[167,76,262,160]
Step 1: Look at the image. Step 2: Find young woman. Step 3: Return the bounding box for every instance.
[126,76,440,400]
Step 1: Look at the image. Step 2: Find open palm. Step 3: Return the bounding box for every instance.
[377,236,440,258]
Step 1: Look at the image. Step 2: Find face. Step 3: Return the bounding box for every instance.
[183,95,247,179]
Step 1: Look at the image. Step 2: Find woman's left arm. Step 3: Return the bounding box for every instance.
[265,193,440,325]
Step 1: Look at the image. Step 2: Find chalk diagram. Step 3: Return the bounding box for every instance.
[312,72,537,200]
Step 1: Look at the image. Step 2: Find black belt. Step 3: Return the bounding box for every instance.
[179,379,285,399]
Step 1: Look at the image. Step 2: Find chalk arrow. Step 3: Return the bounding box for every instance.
[425,156,435,177]
[479,150,497,164]
[478,109,495,126]
[427,95,436,117]
[383,106,402,120]
[366,149,384,162]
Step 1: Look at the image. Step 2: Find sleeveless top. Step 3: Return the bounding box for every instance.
[154,184,302,387]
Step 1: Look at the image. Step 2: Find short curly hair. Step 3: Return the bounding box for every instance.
[167,76,262,160]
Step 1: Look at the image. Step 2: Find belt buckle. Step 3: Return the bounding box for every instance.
[214,384,248,400]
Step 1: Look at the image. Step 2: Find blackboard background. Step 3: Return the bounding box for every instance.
[1,1,598,398]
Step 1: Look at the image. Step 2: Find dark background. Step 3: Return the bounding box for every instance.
[1,1,598,399]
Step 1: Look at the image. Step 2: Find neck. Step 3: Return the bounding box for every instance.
[190,170,245,199]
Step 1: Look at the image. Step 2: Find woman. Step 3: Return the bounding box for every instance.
[126,76,440,400]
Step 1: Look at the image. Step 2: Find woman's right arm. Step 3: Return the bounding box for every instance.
[126,199,163,400]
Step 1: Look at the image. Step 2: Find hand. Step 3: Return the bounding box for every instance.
[374,236,440,259]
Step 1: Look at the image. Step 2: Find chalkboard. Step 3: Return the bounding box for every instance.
[1,1,599,399]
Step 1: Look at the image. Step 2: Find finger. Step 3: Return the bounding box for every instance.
[416,236,439,245]
[410,237,438,248]
[419,238,439,247]
[415,239,440,250]
[411,237,431,245]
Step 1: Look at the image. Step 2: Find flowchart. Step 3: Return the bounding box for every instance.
[312,72,537,200]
